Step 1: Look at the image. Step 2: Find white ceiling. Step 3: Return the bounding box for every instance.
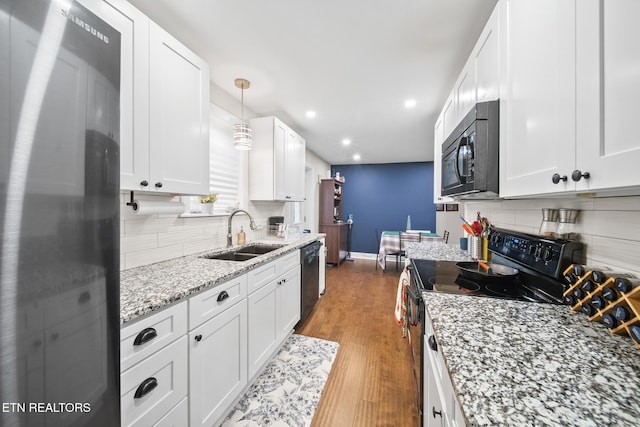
[128,0,497,165]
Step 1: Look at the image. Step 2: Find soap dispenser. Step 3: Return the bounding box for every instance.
[237,226,246,245]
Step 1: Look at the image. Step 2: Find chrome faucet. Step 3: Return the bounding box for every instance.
[227,209,258,247]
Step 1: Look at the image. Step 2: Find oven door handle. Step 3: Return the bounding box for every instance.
[428,334,438,352]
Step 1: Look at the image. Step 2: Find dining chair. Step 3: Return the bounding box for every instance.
[442,230,450,244]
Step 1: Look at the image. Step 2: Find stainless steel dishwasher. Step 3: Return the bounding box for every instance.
[298,241,322,325]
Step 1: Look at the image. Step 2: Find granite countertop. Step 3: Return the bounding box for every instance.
[120,233,323,325]
[405,241,472,262]
[423,292,640,426]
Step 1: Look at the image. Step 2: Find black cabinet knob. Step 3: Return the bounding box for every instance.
[552,173,568,184]
[155,182,163,188]
[571,170,591,182]
[433,407,442,418]
[140,180,149,187]
[195,334,202,342]
[428,335,437,352]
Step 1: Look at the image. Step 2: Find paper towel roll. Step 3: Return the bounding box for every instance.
[132,200,185,215]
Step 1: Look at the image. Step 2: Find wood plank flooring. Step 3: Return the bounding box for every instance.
[295,259,420,427]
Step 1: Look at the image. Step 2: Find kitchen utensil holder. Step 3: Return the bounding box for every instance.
[562,264,640,349]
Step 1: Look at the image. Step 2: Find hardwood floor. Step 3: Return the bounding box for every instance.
[295,259,420,427]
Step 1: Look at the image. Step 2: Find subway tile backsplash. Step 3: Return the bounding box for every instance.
[119,193,285,270]
[464,195,640,276]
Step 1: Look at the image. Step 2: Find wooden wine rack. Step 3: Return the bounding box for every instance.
[562,265,640,349]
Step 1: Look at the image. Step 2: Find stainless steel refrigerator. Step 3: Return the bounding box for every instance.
[0,0,120,425]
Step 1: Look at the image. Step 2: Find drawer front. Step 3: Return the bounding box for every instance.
[153,397,188,427]
[120,302,188,372]
[189,274,247,330]
[121,336,188,427]
[278,250,300,274]
[247,259,279,294]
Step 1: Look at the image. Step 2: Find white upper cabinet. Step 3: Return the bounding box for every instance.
[148,22,210,194]
[455,58,476,121]
[500,0,640,197]
[474,6,500,104]
[249,116,306,201]
[433,112,453,204]
[499,0,576,197]
[83,0,209,195]
[575,0,640,193]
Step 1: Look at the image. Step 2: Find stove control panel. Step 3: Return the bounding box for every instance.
[488,228,584,279]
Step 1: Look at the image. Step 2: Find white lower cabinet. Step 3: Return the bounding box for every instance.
[120,248,305,427]
[120,336,188,427]
[424,309,465,427]
[189,299,248,427]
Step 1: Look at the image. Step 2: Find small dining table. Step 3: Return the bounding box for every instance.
[377,231,441,270]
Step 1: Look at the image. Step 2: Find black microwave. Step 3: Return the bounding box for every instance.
[441,100,499,198]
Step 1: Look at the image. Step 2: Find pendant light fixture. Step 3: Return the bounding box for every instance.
[233,78,252,150]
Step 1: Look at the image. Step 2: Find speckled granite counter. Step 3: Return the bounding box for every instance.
[120,234,323,324]
[423,292,640,426]
[405,241,471,262]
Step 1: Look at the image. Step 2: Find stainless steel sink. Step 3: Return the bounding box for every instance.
[202,243,287,262]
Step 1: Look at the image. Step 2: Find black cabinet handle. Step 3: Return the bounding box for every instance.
[155,182,163,188]
[217,290,229,303]
[552,173,567,184]
[571,170,591,182]
[134,377,158,399]
[433,407,442,418]
[140,180,149,187]
[133,327,157,346]
[195,334,202,342]
[428,335,437,352]
[77,291,91,304]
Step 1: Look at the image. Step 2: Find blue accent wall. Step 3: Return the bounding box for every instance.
[331,162,435,254]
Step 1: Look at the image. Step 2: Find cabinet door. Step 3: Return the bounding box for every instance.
[149,22,209,195]
[247,280,279,379]
[273,118,288,200]
[278,266,301,339]
[455,58,476,121]
[189,301,247,427]
[475,4,500,104]
[576,0,640,192]
[286,130,306,201]
[433,113,454,203]
[441,90,457,140]
[499,0,576,197]
[81,0,151,191]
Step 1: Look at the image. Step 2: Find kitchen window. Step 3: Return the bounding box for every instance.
[185,104,248,215]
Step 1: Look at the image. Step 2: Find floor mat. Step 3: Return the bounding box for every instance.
[221,334,339,427]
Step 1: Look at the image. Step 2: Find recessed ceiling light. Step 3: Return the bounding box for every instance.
[342,138,351,145]
[404,99,417,109]
[353,153,361,161]
[305,110,316,118]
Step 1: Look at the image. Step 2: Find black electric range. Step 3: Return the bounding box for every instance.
[410,228,585,304]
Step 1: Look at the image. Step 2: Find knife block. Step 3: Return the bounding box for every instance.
[563,265,640,349]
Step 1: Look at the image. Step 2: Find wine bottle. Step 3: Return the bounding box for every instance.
[563,294,576,306]
[601,314,618,329]
[630,325,640,344]
[573,287,585,300]
[612,305,631,322]
[615,278,634,294]
[581,303,596,316]
[601,286,618,302]
[573,265,585,277]
[581,280,596,293]
[564,273,579,285]
[591,270,607,284]
[591,295,606,310]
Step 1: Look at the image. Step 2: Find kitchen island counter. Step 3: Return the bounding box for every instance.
[424,292,640,426]
[120,234,323,324]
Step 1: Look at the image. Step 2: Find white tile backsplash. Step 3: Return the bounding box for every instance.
[119,192,286,270]
[464,195,640,276]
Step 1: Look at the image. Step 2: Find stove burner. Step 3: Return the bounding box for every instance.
[453,275,481,291]
[484,283,515,298]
